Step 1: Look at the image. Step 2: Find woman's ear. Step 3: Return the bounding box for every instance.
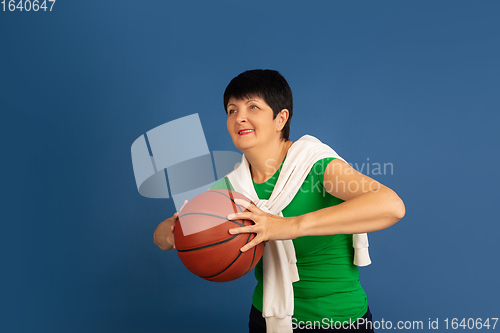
[276,109,289,131]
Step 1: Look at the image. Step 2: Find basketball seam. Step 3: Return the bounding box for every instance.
[177,234,239,252]
[210,190,248,213]
[179,212,245,227]
[200,233,252,280]
[244,245,257,275]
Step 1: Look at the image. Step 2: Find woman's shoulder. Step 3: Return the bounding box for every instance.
[309,157,338,177]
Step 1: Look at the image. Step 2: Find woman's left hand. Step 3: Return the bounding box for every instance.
[227,198,298,252]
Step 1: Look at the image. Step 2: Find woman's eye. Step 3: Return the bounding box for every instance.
[250,105,258,109]
[229,109,237,114]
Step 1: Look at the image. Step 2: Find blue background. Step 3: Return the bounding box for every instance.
[2,1,499,332]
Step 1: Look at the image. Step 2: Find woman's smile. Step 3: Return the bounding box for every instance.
[238,129,255,135]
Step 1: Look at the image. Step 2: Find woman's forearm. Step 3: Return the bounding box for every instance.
[293,187,405,237]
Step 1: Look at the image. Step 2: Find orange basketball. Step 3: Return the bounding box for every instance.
[174,189,264,282]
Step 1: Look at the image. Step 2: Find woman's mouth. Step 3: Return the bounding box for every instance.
[238,129,255,135]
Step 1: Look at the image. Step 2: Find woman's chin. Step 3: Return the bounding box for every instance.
[233,137,255,150]
[233,140,255,152]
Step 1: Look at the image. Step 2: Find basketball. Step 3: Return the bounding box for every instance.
[174,189,265,282]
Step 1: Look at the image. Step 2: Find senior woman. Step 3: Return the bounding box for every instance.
[154,69,405,332]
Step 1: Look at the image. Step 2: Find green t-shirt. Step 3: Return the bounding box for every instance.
[210,157,367,324]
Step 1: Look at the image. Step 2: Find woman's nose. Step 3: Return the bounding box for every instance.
[236,110,247,123]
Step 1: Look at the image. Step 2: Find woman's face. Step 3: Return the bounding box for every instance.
[226,95,284,152]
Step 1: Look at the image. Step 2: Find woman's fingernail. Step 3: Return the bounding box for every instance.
[228,229,234,234]
[227,213,236,220]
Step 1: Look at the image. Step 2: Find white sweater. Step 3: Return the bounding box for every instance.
[226,135,371,333]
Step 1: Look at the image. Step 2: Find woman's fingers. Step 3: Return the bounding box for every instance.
[234,198,251,209]
[227,200,261,220]
[234,198,261,213]
[173,212,180,248]
[227,211,253,221]
[226,199,281,252]
[228,225,255,235]
[240,238,262,252]
[171,213,178,231]
[179,200,189,213]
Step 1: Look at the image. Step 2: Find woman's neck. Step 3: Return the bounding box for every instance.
[245,139,294,184]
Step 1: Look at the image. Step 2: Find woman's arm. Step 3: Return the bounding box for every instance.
[228,159,405,252]
[297,158,405,235]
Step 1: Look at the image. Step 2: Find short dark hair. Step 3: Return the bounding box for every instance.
[223,69,293,141]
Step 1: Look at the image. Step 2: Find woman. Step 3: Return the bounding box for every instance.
[154,69,405,332]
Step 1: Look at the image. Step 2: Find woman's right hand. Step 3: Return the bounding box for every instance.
[153,212,178,251]
[153,200,188,251]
